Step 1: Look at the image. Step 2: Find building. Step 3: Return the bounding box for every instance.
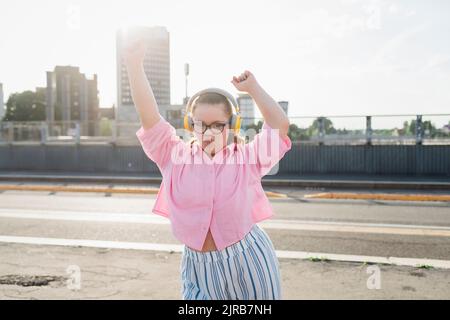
[278,101,289,116]
[0,83,4,120]
[99,106,115,120]
[442,124,450,134]
[116,26,171,136]
[166,104,184,127]
[46,66,99,135]
[236,93,255,128]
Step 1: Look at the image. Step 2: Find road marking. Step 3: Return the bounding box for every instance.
[0,185,287,198]
[0,235,449,269]
[0,235,182,252]
[0,208,169,224]
[305,192,450,202]
[0,184,160,194]
[262,220,450,237]
[1,208,450,237]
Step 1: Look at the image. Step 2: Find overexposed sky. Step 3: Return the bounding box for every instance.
[1,0,449,126]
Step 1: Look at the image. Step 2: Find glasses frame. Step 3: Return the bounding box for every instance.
[192,119,231,134]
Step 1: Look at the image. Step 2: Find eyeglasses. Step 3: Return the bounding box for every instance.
[192,120,230,134]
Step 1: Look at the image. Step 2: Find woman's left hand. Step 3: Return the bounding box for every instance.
[231,70,259,93]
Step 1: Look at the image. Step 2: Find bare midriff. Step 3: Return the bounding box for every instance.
[188,227,245,252]
[188,228,218,252]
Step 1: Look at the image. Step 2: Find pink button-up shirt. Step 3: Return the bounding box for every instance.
[136,114,292,251]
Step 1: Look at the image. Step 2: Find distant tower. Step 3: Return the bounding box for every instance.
[236,93,255,128]
[184,63,189,105]
[278,101,289,116]
[46,66,99,135]
[0,83,4,120]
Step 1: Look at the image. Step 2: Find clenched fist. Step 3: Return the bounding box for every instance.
[122,28,148,67]
[230,70,259,94]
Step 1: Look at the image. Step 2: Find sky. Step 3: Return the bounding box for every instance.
[1,0,449,129]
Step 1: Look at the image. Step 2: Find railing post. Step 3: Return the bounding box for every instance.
[415,115,423,145]
[8,122,13,142]
[40,122,48,144]
[75,122,80,144]
[112,119,117,144]
[366,116,372,145]
[318,117,324,145]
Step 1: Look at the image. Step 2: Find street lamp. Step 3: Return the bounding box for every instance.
[184,63,189,105]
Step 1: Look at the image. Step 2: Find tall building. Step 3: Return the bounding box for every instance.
[278,101,289,116]
[46,66,99,135]
[116,26,170,136]
[236,93,255,128]
[0,83,4,120]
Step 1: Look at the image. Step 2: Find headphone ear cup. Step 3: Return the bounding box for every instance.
[184,115,193,131]
[183,115,188,130]
[235,115,241,132]
[230,114,237,132]
[230,114,242,133]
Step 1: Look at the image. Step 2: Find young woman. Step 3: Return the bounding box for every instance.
[124,35,292,300]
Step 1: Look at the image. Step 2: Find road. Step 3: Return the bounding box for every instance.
[0,185,449,299]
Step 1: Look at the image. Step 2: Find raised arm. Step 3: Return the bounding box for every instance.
[123,32,160,130]
[231,70,292,177]
[231,70,290,137]
[124,31,186,172]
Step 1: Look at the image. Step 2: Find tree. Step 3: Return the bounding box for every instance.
[3,90,46,121]
[406,119,438,138]
[288,123,309,141]
[308,117,336,136]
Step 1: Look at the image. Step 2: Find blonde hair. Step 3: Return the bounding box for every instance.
[187,92,246,148]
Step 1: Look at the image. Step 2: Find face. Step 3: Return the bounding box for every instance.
[192,103,231,153]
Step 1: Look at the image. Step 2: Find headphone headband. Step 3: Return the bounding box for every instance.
[183,87,242,139]
[185,87,240,116]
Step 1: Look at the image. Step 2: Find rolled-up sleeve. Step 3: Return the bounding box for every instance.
[136,114,186,172]
[246,121,292,177]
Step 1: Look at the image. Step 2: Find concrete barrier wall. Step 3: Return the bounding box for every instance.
[0,142,449,176]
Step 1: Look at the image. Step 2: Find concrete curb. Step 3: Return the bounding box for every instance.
[1,184,448,202]
[261,179,450,190]
[1,173,449,190]
[0,184,287,199]
[305,192,450,202]
[0,185,160,194]
[1,235,449,270]
[275,250,450,269]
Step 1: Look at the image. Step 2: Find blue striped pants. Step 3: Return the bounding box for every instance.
[180,224,282,300]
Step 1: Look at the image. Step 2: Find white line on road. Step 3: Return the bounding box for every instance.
[0,208,168,224]
[0,235,449,269]
[262,220,450,237]
[1,208,450,237]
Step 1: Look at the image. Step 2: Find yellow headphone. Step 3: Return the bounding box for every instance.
[183,87,242,134]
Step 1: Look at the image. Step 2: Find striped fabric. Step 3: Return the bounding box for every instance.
[180,224,282,300]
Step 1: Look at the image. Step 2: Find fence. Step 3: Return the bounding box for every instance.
[1,114,449,176]
[1,114,449,145]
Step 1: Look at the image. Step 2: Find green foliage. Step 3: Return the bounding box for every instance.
[3,90,46,121]
[99,118,112,136]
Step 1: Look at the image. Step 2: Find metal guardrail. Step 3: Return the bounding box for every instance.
[0,114,449,145]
